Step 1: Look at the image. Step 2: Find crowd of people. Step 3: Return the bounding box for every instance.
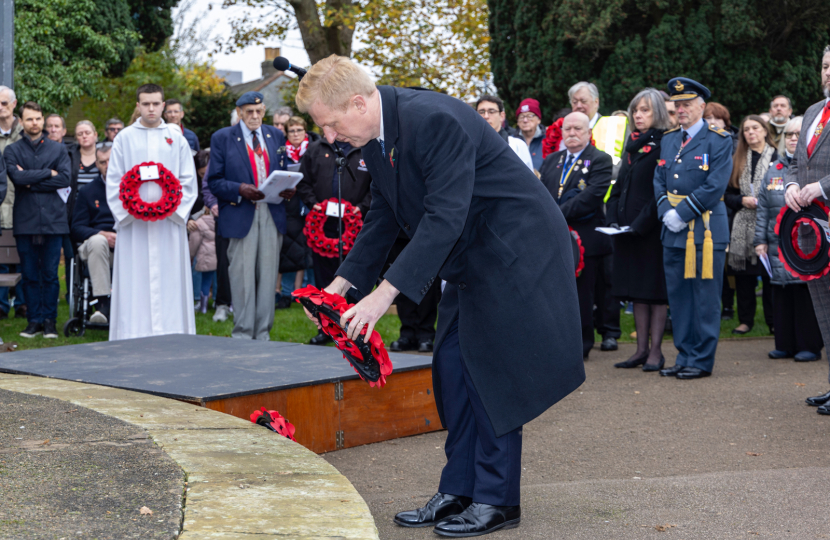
[1,45,829,417]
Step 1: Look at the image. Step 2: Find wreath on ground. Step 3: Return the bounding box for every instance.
[119,162,183,222]
[303,198,363,258]
[292,285,393,388]
[775,200,830,281]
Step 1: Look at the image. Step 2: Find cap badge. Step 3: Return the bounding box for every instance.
[521,105,529,112]
[674,80,685,92]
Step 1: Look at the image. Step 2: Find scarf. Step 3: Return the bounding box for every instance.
[286,136,309,163]
[729,144,775,271]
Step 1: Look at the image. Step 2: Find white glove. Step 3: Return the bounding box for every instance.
[663,209,686,233]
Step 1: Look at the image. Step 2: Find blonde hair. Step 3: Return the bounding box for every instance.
[75,120,97,136]
[295,55,376,113]
[287,116,307,130]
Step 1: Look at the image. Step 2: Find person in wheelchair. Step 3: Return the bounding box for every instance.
[70,146,115,324]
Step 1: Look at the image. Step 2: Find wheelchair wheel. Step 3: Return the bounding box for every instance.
[63,318,85,338]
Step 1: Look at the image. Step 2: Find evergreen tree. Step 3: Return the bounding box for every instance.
[489,0,830,121]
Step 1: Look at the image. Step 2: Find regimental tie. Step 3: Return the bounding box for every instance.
[252,131,263,157]
[807,102,830,158]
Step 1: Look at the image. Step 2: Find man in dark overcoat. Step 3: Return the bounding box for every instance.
[295,55,584,537]
[539,112,613,358]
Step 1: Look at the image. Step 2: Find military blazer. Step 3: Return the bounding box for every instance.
[539,144,613,257]
[785,98,830,193]
[335,86,585,437]
[654,121,733,249]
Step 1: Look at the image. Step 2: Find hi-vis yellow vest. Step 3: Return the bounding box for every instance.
[593,115,628,202]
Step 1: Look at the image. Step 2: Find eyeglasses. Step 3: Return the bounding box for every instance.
[106,127,121,132]
[784,132,800,139]
[477,109,500,117]
[517,113,538,122]
[0,101,10,107]
[287,129,305,134]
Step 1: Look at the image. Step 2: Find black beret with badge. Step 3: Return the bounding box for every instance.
[236,91,264,107]
[667,77,712,102]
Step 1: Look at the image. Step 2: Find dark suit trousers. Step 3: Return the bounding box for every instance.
[313,252,341,290]
[593,253,621,339]
[437,319,522,506]
[772,284,823,355]
[396,281,440,341]
[577,255,602,356]
[735,274,772,329]
[215,231,231,307]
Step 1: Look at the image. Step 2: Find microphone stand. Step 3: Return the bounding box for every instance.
[333,142,359,265]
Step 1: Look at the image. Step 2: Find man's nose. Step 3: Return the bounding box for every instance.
[323,128,337,143]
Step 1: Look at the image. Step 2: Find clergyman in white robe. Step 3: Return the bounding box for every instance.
[106,119,198,340]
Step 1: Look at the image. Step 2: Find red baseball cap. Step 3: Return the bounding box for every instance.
[516,98,541,119]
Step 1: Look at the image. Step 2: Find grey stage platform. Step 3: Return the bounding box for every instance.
[0,334,441,452]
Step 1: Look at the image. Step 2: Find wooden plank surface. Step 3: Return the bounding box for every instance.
[339,367,442,449]
[205,383,340,453]
[0,272,20,287]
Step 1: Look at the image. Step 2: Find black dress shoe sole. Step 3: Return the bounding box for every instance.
[433,518,521,537]
[817,407,830,416]
[394,515,456,528]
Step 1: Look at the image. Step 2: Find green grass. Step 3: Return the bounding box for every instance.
[0,261,402,350]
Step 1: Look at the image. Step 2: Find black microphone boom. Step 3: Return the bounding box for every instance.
[273,56,307,80]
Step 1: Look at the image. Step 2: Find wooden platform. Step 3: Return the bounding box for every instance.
[0,334,442,453]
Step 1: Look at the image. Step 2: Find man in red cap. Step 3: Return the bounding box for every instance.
[515,98,545,172]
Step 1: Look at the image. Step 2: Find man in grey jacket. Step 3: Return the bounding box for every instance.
[783,45,830,415]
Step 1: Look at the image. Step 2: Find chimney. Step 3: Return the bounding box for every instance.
[261,47,281,78]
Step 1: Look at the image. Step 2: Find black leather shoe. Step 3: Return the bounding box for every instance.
[642,355,665,372]
[433,502,521,537]
[393,493,471,528]
[614,353,647,368]
[659,364,685,377]
[14,304,27,319]
[817,403,830,416]
[794,351,821,362]
[768,350,792,359]
[418,339,434,353]
[675,367,711,380]
[805,390,830,407]
[309,332,333,346]
[390,337,417,352]
[600,337,618,351]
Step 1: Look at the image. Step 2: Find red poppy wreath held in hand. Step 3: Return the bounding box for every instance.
[119,162,183,222]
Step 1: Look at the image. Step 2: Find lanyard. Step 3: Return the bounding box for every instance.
[560,155,579,187]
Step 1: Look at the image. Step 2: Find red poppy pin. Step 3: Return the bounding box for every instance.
[642,145,652,153]
[389,147,396,168]
[776,163,784,170]
[658,159,666,167]
[165,137,173,145]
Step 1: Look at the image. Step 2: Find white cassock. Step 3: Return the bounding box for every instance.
[106,119,198,340]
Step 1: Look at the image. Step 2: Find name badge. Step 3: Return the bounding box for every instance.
[139,165,160,181]
[326,203,347,218]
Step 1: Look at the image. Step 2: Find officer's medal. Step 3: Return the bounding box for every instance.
[702,154,709,171]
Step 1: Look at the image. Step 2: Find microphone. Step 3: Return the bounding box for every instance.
[273,57,307,80]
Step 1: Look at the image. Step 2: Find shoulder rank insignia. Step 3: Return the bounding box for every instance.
[664,126,681,134]
[578,179,587,190]
[709,124,729,137]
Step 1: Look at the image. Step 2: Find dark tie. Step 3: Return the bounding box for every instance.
[564,154,574,176]
[682,131,689,144]
[380,139,386,157]
[252,131,263,157]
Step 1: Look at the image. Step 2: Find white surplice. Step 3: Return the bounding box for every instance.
[106,119,198,340]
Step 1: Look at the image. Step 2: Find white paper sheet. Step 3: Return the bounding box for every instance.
[759,253,773,278]
[258,170,304,205]
[57,186,72,204]
[595,226,632,236]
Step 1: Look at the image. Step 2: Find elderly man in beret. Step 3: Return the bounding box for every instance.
[654,78,733,379]
[207,91,296,340]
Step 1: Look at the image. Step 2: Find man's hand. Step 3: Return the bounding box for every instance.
[313,203,322,211]
[97,230,117,249]
[340,280,399,342]
[798,182,824,207]
[755,243,768,257]
[16,164,22,171]
[301,276,353,330]
[239,183,265,201]
[279,188,296,200]
[210,204,219,217]
[663,209,686,233]
[51,170,58,177]
[187,219,198,232]
[785,184,802,211]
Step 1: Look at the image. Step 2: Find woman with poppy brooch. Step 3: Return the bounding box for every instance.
[606,88,671,371]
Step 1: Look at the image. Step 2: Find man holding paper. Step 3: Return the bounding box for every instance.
[207,91,295,340]
[106,84,198,340]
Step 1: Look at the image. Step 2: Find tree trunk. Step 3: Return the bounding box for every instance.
[288,0,355,64]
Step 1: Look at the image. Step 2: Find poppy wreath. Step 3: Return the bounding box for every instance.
[303,198,363,258]
[774,200,830,281]
[542,117,564,159]
[119,162,183,222]
[570,227,585,277]
[292,285,393,388]
[250,407,296,441]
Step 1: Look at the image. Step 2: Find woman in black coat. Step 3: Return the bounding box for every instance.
[606,88,670,371]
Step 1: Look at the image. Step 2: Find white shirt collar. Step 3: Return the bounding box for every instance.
[589,113,601,129]
[377,90,384,143]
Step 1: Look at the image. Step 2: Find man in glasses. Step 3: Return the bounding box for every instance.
[475,95,532,171]
[0,85,26,321]
[514,98,545,172]
[97,118,124,149]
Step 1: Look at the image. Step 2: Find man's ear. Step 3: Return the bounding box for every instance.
[353,95,367,113]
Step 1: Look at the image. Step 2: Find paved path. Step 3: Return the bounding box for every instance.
[324,338,830,539]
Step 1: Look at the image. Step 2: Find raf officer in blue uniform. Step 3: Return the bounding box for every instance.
[654,78,733,379]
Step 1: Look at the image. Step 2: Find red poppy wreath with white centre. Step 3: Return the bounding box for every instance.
[119,162,183,222]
